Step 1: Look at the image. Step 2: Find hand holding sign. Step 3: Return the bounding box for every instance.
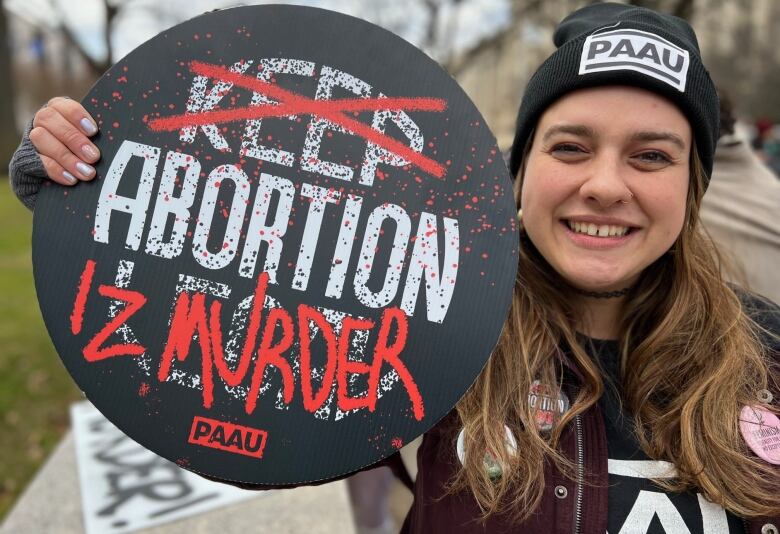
[30,97,101,185]
[33,5,518,485]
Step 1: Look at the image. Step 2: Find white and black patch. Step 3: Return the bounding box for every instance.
[605,459,739,533]
[579,28,690,92]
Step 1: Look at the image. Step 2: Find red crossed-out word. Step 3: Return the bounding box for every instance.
[147,61,447,178]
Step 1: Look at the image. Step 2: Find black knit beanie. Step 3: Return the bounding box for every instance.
[508,2,719,184]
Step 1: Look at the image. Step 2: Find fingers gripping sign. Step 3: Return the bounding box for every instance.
[31,96,100,185]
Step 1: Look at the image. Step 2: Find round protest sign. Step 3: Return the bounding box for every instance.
[32,5,518,485]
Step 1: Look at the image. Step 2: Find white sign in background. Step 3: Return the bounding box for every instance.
[70,400,263,534]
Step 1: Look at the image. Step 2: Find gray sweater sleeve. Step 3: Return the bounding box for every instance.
[8,120,47,211]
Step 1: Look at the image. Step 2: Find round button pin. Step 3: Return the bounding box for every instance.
[528,380,570,433]
[456,425,518,479]
[739,405,780,465]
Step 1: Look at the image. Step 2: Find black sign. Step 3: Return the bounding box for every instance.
[33,5,518,485]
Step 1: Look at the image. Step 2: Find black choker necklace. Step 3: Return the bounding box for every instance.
[572,286,631,299]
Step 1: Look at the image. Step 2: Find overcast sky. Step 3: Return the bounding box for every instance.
[5,0,510,62]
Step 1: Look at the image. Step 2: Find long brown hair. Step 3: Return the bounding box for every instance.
[451,145,780,520]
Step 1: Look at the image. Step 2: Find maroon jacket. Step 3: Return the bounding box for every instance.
[399,293,780,533]
[398,406,779,534]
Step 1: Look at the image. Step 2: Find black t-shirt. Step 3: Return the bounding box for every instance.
[587,337,745,534]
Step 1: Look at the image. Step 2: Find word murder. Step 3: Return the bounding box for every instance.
[71,261,424,421]
[94,141,460,323]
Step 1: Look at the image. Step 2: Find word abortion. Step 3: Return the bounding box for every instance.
[94,141,459,324]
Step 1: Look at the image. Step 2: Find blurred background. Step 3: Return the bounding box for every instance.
[1,0,778,531]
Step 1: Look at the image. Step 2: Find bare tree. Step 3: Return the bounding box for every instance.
[8,0,137,77]
[48,0,119,76]
[1,0,18,172]
[355,0,465,63]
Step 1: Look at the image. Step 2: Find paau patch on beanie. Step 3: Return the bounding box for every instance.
[578,26,690,92]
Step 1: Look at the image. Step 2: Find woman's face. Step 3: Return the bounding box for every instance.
[520,86,692,292]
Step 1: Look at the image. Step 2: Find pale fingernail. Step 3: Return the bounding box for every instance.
[63,171,77,184]
[80,117,98,135]
[82,144,99,159]
[76,161,95,177]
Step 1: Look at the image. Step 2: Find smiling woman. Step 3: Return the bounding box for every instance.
[437,4,780,534]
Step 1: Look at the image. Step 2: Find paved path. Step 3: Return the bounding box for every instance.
[1,432,357,534]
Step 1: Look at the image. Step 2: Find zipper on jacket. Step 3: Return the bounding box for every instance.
[574,414,584,534]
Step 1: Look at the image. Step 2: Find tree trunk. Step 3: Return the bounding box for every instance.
[51,0,116,77]
[0,0,19,173]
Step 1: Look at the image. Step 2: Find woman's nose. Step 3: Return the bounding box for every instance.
[578,154,633,207]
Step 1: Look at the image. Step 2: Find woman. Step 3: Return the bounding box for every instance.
[10,3,779,533]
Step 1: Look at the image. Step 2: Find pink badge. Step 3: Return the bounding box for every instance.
[739,405,780,465]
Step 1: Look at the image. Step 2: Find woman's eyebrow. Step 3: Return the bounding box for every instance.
[541,124,596,142]
[629,131,687,150]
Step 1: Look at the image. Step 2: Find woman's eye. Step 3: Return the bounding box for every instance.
[634,151,672,165]
[551,143,584,154]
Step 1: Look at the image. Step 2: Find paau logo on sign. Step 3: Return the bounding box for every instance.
[188,416,268,458]
[579,28,690,91]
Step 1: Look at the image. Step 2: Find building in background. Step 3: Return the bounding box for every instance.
[450,0,780,152]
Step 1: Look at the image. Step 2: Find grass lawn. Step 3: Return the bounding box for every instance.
[0,178,82,519]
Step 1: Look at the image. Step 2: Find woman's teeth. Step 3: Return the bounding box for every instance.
[567,220,630,237]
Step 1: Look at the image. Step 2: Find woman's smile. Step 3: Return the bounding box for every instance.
[560,216,639,250]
